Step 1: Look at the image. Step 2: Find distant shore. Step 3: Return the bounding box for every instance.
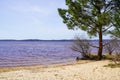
[0,60,120,80]
[0,39,115,41]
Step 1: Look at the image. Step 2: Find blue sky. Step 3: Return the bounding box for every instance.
[0,0,110,40]
[0,0,88,40]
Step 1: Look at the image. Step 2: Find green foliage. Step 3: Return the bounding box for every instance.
[58,0,115,37]
[58,0,120,60]
[109,0,120,38]
[58,0,120,36]
[112,0,120,10]
[109,12,120,38]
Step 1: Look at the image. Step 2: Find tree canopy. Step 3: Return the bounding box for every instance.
[58,0,120,59]
[109,0,120,38]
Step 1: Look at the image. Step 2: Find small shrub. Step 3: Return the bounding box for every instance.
[104,52,120,68]
[102,54,115,60]
[104,63,120,68]
[113,52,120,65]
[105,42,120,68]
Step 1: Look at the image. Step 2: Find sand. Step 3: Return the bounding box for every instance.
[0,60,120,80]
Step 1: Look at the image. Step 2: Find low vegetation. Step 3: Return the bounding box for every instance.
[71,36,91,60]
[104,63,120,68]
[113,52,120,65]
[104,39,118,55]
[71,36,120,67]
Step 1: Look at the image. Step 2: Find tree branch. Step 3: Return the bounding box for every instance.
[103,25,113,32]
[89,43,99,48]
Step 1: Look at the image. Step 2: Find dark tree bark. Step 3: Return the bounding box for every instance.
[98,26,103,60]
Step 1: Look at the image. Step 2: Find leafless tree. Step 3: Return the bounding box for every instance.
[71,36,91,59]
[104,39,118,55]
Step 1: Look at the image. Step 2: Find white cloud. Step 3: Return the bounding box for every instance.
[10,4,53,16]
[1,0,82,39]
[8,1,59,25]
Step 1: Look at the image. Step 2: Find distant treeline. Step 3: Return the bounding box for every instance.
[0,39,119,42]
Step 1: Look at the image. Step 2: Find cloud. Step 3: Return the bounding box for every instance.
[8,0,59,25]
[0,0,81,40]
[10,4,53,16]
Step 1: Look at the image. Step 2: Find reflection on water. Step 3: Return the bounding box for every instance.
[0,41,80,68]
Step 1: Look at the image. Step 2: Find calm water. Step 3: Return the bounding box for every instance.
[0,40,81,68]
[0,40,113,68]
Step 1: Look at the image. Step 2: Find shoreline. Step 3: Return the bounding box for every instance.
[0,60,91,72]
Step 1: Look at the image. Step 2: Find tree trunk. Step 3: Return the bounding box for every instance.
[98,27,103,60]
[109,52,112,55]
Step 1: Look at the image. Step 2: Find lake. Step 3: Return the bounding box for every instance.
[0,40,81,68]
[0,40,113,68]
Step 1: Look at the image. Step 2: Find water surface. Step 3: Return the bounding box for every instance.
[0,40,80,68]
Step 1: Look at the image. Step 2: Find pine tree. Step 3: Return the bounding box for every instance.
[110,0,120,38]
[58,0,118,60]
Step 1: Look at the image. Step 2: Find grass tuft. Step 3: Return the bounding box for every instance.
[104,63,120,68]
[102,54,115,60]
[78,54,115,61]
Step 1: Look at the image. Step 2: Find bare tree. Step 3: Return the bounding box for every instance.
[113,41,120,64]
[104,39,118,55]
[71,36,91,59]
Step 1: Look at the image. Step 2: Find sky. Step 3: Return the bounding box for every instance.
[0,0,110,40]
[0,0,89,40]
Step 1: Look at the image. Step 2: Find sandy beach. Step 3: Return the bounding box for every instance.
[0,60,120,80]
